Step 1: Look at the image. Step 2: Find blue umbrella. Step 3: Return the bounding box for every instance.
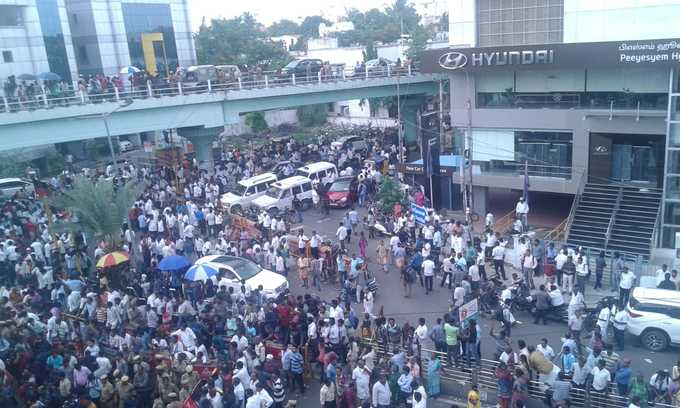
[184,264,218,282]
[159,255,190,271]
[38,72,61,81]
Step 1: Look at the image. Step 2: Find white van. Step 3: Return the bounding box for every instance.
[251,175,314,215]
[295,161,337,187]
[220,172,277,213]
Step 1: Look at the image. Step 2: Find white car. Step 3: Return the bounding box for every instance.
[0,178,34,200]
[331,135,368,153]
[626,287,680,351]
[119,140,134,152]
[195,255,288,299]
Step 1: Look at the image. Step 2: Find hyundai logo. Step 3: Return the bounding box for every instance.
[594,145,609,153]
[439,52,468,70]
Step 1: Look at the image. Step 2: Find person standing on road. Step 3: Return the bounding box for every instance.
[533,284,550,325]
[492,242,506,281]
[619,266,636,306]
[612,251,624,292]
[594,250,606,290]
[562,255,576,294]
[376,240,389,274]
[422,256,435,294]
[371,375,391,408]
[612,304,629,351]
[336,222,348,251]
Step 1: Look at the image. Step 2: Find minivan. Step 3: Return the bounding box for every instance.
[251,176,314,215]
[295,162,337,187]
[626,287,680,351]
[220,172,277,213]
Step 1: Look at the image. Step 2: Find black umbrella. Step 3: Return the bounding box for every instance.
[17,73,37,81]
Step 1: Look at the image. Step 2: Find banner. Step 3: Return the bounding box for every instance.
[459,298,479,328]
[410,202,427,225]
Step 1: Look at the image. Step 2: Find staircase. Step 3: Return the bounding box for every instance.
[566,182,662,259]
[607,186,663,258]
[567,183,618,251]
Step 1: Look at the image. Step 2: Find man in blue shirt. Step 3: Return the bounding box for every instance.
[289,346,305,394]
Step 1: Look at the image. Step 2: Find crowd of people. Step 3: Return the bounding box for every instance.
[0,123,676,408]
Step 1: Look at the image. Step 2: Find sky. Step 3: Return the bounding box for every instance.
[188,0,390,30]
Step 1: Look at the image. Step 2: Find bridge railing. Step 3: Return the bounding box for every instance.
[0,64,422,115]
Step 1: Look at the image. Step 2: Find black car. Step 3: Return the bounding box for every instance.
[280,58,323,80]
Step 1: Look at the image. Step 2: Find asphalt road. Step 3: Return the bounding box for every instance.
[281,204,676,405]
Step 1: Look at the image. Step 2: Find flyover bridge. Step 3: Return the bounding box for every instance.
[0,66,443,163]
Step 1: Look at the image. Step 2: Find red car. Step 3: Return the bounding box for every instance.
[325,177,357,208]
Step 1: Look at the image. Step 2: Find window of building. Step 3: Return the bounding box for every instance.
[36,0,72,81]
[2,51,13,63]
[0,5,23,27]
[476,0,564,46]
[78,45,89,64]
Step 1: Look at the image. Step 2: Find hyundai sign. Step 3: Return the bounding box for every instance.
[422,38,680,73]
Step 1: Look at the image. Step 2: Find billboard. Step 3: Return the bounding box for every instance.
[421,38,680,73]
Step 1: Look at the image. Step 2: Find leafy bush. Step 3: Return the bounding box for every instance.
[377,176,404,214]
[245,112,269,134]
[297,105,327,127]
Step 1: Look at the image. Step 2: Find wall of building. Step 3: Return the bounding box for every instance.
[0,1,51,85]
[448,0,476,46]
[448,72,667,195]
[221,109,298,136]
[564,0,680,43]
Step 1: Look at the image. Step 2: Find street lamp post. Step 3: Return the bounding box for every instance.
[75,100,133,176]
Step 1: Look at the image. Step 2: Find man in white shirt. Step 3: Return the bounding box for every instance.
[492,243,507,280]
[171,324,197,352]
[536,338,555,360]
[619,267,636,306]
[590,360,610,393]
[336,223,348,250]
[515,197,529,231]
[352,359,371,404]
[421,256,436,294]
[612,308,630,351]
[656,264,669,286]
[372,375,392,408]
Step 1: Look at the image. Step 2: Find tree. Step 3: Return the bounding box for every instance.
[195,13,291,68]
[245,112,269,133]
[296,105,327,127]
[299,15,330,38]
[377,176,405,214]
[0,153,28,178]
[338,1,422,59]
[268,19,300,36]
[49,176,141,248]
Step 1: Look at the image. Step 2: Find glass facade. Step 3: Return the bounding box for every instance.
[477,0,563,46]
[455,128,573,179]
[122,3,178,76]
[0,5,23,27]
[36,0,72,82]
[477,67,668,110]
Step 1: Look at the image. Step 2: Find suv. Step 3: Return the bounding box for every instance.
[331,135,368,153]
[280,58,323,79]
[251,175,314,215]
[626,287,680,351]
[220,172,277,214]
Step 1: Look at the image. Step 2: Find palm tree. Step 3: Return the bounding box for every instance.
[49,176,141,249]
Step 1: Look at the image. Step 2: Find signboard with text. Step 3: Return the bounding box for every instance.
[422,38,680,73]
[459,298,479,328]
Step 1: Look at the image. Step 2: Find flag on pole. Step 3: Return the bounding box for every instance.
[523,160,530,205]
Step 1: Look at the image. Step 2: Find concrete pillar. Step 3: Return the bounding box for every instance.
[177,126,222,171]
[472,186,489,217]
[400,100,422,144]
